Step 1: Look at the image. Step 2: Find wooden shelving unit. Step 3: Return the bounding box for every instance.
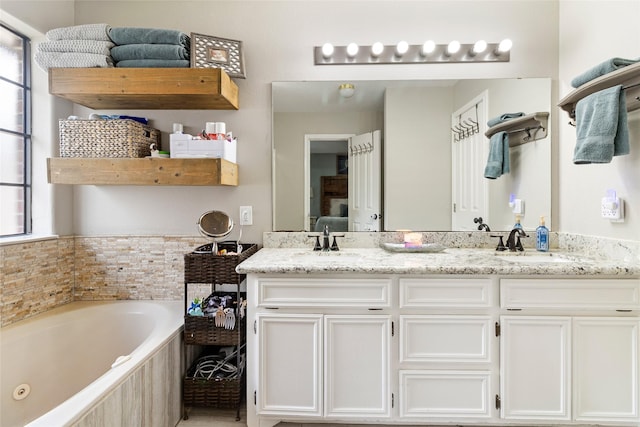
[48,68,239,110]
[47,157,238,186]
[559,62,640,120]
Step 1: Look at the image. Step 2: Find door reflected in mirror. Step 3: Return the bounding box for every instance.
[273,78,551,232]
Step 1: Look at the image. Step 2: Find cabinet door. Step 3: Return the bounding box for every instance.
[257,314,323,416]
[573,317,640,423]
[500,316,571,421]
[324,315,391,418]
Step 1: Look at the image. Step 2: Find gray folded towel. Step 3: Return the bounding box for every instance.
[573,85,630,164]
[111,44,189,61]
[46,24,111,41]
[38,40,114,56]
[571,57,640,88]
[484,131,510,179]
[108,27,190,47]
[487,112,524,128]
[115,59,190,68]
[34,51,114,72]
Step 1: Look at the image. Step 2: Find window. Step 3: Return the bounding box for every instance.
[0,23,31,237]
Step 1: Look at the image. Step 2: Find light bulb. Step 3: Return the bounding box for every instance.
[321,43,334,58]
[339,83,355,98]
[371,42,384,57]
[346,43,359,57]
[472,40,487,55]
[447,40,461,55]
[395,40,409,56]
[421,40,436,56]
[497,38,512,54]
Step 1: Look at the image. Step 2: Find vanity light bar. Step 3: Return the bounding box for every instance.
[314,40,511,65]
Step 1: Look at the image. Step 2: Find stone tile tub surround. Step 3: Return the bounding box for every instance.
[0,235,221,326]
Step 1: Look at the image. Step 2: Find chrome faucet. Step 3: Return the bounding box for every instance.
[506,227,528,252]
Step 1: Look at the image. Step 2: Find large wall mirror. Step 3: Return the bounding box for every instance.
[273,78,551,232]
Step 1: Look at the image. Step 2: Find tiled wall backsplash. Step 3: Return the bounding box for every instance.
[1,232,638,327]
[0,236,215,326]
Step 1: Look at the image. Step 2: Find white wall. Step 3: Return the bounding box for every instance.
[3,0,562,243]
[559,0,640,240]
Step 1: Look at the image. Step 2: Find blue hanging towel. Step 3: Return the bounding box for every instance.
[484,131,510,179]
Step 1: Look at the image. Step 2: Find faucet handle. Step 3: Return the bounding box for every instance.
[330,234,345,251]
[307,234,322,251]
[490,234,507,251]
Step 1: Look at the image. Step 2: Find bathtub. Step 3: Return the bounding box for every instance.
[1,300,184,427]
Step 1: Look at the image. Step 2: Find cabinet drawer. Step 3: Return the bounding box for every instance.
[400,315,492,363]
[399,278,493,308]
[399,370,491,418]
[501,279,640,310]
[257,278,391,308]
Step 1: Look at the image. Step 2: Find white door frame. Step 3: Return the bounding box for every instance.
[304,134,354,231]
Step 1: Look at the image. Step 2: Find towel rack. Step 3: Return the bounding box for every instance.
[559,61,640,121]
[484,112,549,147]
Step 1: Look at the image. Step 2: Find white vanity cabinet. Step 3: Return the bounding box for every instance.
[499,278,640,424]
[398,277,497,420]
[250,276,392,426]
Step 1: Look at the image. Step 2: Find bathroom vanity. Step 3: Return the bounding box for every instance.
[237,246,640,427]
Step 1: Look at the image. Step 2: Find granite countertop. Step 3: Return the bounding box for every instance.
[236,247,640,276]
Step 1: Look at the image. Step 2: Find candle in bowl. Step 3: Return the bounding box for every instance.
[403,232,422,248]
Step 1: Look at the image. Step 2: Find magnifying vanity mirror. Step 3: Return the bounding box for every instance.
[272,77,552,232]
[197,210,234,254]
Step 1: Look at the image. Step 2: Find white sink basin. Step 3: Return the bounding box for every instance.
[495,252,575,264]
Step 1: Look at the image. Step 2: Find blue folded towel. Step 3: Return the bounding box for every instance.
[115,59,190,68]
[487,112,524,128]
[108,27,190,47]
[484,131,510,179]
[573,85,630,164]
[571,57,640,88]
[111,44,190,61]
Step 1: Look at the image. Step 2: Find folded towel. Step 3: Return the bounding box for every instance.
[484,131,510,179]
[571,57,640,88]
[108,27,190,47]
[111,44,189,61]
[487,112,524,128]
[34,51,113,72]
[38,40,114,56]
[573,85,630,164]
[115,59,190,68]
[46,23,111,41]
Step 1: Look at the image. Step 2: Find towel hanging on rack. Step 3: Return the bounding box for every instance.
[573,85,630,164]
[484,131,510,179]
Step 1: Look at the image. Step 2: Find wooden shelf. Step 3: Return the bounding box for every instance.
[48,68,239,110]
[559,61,640,120]
[485,112,549,147]
[47,157,238,186]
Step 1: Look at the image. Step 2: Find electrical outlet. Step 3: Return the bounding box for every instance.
[240,206,253,225]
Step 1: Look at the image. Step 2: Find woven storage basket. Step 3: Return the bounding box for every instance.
[184,355,243,408]
[184,242,258,285]
[58,119,160,158]
[184,316,242,345]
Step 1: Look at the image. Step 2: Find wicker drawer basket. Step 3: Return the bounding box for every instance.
[184,316,241,345]
[58,119,160,158]
[184,242,258,285]
[184,352,243,408]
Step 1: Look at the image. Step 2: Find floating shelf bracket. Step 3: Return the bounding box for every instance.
[484,112,549,147]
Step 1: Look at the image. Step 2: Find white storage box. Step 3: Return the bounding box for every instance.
[170,133,237,163]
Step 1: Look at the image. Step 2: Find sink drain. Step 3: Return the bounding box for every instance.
[13,383,31,401]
